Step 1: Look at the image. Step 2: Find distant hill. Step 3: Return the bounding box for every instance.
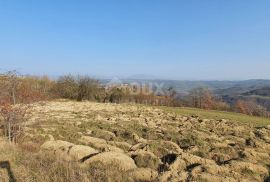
[242,87,270,97]
[101,78,270,110]
[216,85,270,110]
[102,79,270,95]
[212,80,270,97]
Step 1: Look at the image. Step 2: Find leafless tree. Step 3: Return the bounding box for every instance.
[0,70,20,105]
[0,99,30,143]
[0,71,29,143]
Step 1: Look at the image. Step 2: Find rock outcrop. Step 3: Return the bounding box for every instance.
[29,101,270,182]
[84,151,137,171]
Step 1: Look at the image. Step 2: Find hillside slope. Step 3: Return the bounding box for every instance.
[1,101,270,182]
[243,87,270,97]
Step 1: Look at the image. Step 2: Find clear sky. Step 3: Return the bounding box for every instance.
[0,0,269,80]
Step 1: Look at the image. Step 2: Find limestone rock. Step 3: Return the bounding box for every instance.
[79,136,124,153]
[41,140,99,161]
[108,141,132,152]
[125,168,158,182]
[69,145,99,161]
[85,151,137,171]
[131,150,161,170]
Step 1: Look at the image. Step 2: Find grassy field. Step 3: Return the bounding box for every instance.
[159,106,270,127]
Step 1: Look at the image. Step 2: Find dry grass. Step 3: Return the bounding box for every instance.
[160,106,270,126]
[1,101,270,182]
[0,139,130,182]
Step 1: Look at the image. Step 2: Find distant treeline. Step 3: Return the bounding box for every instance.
[0,71,176,106]
[0,71,269,117]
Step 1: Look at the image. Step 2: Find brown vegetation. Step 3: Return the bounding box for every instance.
[0,71,269,121]
[235,100,269,117]
[186,87,230,110]
[1,101,270,181]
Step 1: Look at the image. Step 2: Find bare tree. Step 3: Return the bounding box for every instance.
[53,75,78,99]
[77,76,100,101]
[235,100,269,117]
[53,75,101,101]
[0,70,20,105]
[0,101,29,143]
[0,71,29,143]
[188,87,216,109]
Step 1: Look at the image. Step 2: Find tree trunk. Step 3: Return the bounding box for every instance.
[8,122,11,143]
[12,87,16,105]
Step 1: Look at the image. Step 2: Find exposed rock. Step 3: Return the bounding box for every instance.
[132,133,147,143]
[79,136,124,152]
[161,140,183,154]
[160,170,188,182]
[68,145,99,161]
[129,143,149,152]
[84,151,137,171]
[209,146,239,164]
[108,141,132,152]
[255,128,270,142]
[41,140,74,161]
[177,152,216,170]
[190,172,238,182]
[79,135,107,145]
[75,121,82,126]
[26,101,270,182]
[239,148,270,165]
[91,129,116,141]
[226,161,269,176]
[48,134,54,141]
[147,141,182,158]
[125,168,158,182]
[131,150,161,170]
[41,140,99,161]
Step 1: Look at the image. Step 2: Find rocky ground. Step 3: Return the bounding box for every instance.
[2,100,270,181]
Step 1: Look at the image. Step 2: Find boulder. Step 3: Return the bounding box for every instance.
[160,140,183,154]
[41,140,74,152]
[79,136,107,146]
[85,152,137,171]
[255,128,270,142]
[108,141,132,152]
[91,129,116,141]
[148,141,181,158]
[41,140,74,161]
[239,148,270,165]
[129,143,149,152]
[160,171,188,182]
[264,125,270,130]
[132,133,147,143]
[190,172,238,182]
[41,140,99,161]
[125,168,158,182]
[69,145,99,161]
[226,161,269,176]
[79,136,124,153]
[131,150,161,170]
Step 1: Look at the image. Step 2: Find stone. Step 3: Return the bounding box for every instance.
[69,145,99,161]
[108,141,132,152]
[125,168,158,182]
[79,136,124,152]
[131,150,161,170]
[85,152,137,171]
[129,143,149,152]
[41,140,99,162]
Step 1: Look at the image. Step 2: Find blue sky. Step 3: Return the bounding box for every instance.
[0,0,269,80]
